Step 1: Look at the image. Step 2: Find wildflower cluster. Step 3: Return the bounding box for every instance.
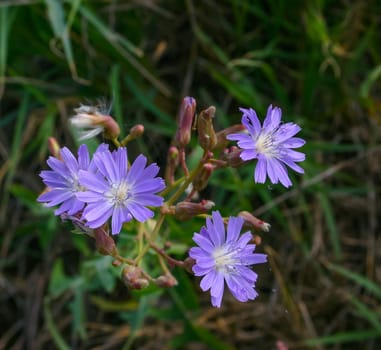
[37,98,305,307]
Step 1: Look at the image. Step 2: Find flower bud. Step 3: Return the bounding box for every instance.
[193,163,215,192]
[238,211,271,232]
[129,124,144,139]
[183,257,196,274]
[174,97,196,147]
[154,273,178,288]
[221,147,245,168]
[174,200,215,221]
[197,106,217,151]
[121,265,149,290]
[70,104,120,140]
[215,124,246,150]
[165,146,179,185]
[93,227,118,255]
[48,137,62,159]
[61,213,94,236]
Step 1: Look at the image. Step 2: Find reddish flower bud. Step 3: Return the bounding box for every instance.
[183,257,196,274]
[197,106,217,151]
[154,273,178,288]
[129,124,144,139]
[93,227,118,256]
[48,137,62,159]
[175,97,196,147]
[174,200,215,221]
[214,124,246,149]
[121,265,149,290]
[193,163,215,192]
[238,211,271,232]
[221,147,245,168]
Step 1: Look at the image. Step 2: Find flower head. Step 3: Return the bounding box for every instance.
[70,104,120,141]
[37,144,91,216]
[77,147,165,235]
[189,211,267,307]
[227,105,305,187]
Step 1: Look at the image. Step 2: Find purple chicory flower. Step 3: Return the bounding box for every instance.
[227,105,305,187]
[77,147,165,235]
[37,144,92,216]
[189,211,267,307]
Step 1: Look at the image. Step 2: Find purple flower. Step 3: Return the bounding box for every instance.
[227,105,305,187]
[77,147,165,235]
[37,144,92,216]
[189,211,267,307]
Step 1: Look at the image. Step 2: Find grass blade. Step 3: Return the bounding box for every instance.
[305,329,381,346]
[326,262,381,301]
[318,192,341,260]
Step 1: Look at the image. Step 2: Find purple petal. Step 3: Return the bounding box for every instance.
[111,206,124,234]
[279,157,305,174]
[78,170,109,192]
[46,157,69,176]
[141,162,160,179]
[266,159,279,184]
[114,147,127,178]
[240,149,257,161]
[77,144,90,169]
[283,149,305,162]
[94,151,118,183]
[282,137,306,149]
[200,270,217,291]
[133,178,165,193]
[126,202,153,222]
[189,246,208,259]
[244,253,267,265]
[195,255,217,269]
[76,190,103,203]
[210,211,225,246]
[274,123,301,143]
[60,147,79,175]
[37,189,72,205]
[226,132,244,141]
[192,264,212,276]
[226,216,243,242]
[263,105,281,131]
[193,233,215,252]
[132,193,164,206]
[210,272,225,307]
[127,154,147,183]
[254,158,267,183]
[240,107,261,137]
[236,231,253,248]
[270,159,292,187]
[83,201,113,222]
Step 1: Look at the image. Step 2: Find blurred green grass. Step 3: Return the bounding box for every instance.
[1,0,381,349]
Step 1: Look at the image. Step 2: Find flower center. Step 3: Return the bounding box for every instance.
[212,245,238,273]
[70,177,85,193]
[255,131,277,158]
[109,181,131,206]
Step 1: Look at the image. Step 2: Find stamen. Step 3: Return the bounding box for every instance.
[108,181,131,206]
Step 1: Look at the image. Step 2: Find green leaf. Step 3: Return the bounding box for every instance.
[49,258,72,298]
[69,285,87,339]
